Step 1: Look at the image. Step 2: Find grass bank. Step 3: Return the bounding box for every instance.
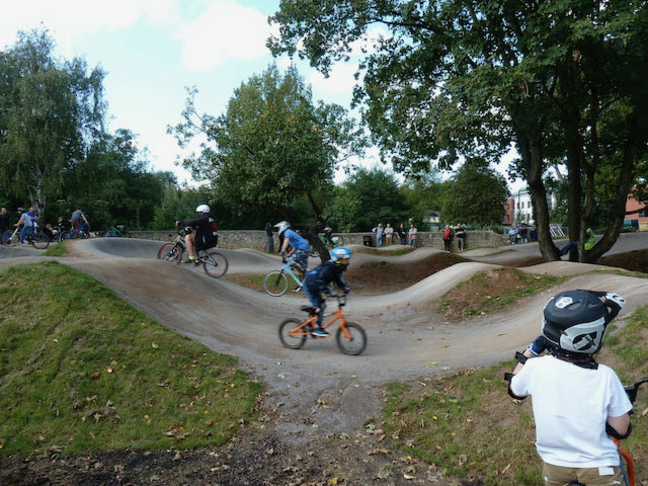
[382,304,648,485]
[0,261,261,456]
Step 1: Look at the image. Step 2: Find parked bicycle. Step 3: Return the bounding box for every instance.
[278,294,366,355]
[157,228,229,278]
[1,225,50,249]
[263,257,305,296]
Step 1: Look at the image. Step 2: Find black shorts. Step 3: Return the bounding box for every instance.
[196,235,218,252]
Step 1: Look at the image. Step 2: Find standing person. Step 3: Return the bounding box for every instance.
[397,223,407,245]
[275,221,310,272]
[372,223,384,248]
[70,207,89,238]
[442,224,453,252]
[176,204,219,264]
[455,224,466,251]
[408,223,417,248]
[519,224,529,243]
[0,207,10,235]
[384,223,394,245]
[506,290,630,486]
[265,222,274,253]
[302,247,352,336]
[16,207,34,243]
[530,224,538,242]
[508,225,518,244]
[26,206,39,229]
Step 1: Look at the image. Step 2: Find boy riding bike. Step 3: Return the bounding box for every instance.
[275,221,310,273]
[176,204,218,264]
[302,247,352,337]
[505,290,631,486]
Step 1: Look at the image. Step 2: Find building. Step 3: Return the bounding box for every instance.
[625,194,648,230]
[509,189,534,225]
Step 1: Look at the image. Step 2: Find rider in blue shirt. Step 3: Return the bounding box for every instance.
[275,221,310,272]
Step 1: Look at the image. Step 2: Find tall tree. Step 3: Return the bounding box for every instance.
[441,164,508,227]
[169,64,364,255]
[269,0,648,262]
[0,29,106,216]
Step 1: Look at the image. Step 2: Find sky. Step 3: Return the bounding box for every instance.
[0,0,524,192]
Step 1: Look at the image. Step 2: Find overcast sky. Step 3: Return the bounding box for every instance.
[1,0,523,192]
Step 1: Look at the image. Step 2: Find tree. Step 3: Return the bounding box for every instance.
[441,164,507,227]
[269,0,648,262]
[169,64,364,256]
[0,29,106,217]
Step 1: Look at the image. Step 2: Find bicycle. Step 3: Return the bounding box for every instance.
[263,257,304,297]
[1,225,50,249]
[309,232,344,257]
[104,225,130,238]
[278,294,367,355]
[157,228,229,278]
[62,222,91,240]
[568,377,648,486]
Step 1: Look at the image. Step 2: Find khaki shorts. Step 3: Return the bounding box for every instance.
[542,462,623,485]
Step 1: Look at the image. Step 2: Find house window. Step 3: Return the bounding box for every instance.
[527,201,531,208]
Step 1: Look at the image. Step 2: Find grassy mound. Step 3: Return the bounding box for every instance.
[0,261,261,456]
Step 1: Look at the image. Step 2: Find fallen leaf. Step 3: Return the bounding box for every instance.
[152,343,158,349]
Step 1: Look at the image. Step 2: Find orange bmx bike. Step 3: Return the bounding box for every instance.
[278,294,367,355]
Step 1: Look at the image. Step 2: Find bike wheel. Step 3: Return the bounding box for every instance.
[59,231,70,241]
[1,230,17,246]
[157,243,182,264]
[336,322,367,356]
[263,270,289,297]
[31,232,50,250]
[279,318,308,349]
[202,250,228,278]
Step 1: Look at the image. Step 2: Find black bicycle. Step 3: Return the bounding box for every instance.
[1,225,50,249]
[157,228,229,278]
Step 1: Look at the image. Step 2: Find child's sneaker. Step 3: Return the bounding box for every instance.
[312,327,329,337]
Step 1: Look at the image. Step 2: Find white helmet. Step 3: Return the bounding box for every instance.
[196,204,210,214]
[274,221,290,235]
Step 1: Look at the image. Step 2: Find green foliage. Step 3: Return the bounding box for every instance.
[169,64,365,224]
[0,262,261,456]
[441,164,508,226]
[329,166,411,232]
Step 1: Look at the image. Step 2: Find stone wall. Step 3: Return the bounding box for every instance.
[128,230,507,252]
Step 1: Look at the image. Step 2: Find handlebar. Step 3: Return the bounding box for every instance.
[625,377,648,405]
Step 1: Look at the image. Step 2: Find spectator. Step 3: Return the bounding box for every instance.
[408,223,417,248]
[372,223,384,248]
[265,222,274,253]
[0,207,10,235]
[530,225,538,242]
[455,224,466,251]
[384,223,394,245]
[397,223,407,245]
[508,225,518,244]
[519,224,529,243]
[442,224,453,252]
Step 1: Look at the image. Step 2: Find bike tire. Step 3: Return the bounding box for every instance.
[59,231,70,241]
[31,232,50,250]
[202,249,228,278]
[278,318,308,349]
[157,243,182,264]
[1,229,17,246]
[263,270,289,297]
[336,322,367,356]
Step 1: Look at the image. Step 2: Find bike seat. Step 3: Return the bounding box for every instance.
[299,305,317,314]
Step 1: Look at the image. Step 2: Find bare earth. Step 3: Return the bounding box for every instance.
[1,234,648,485]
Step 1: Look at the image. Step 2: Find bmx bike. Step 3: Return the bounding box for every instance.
[157,228,229,279]
[263,257,304,297]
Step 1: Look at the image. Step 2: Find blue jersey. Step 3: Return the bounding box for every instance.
[284,229,310,250]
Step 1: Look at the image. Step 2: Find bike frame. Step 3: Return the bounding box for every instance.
[281,261,303,287]
[289,297,353,340]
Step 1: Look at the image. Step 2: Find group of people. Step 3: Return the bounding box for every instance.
[372,222,419,248]
[0,205,90,244]
[508,223,538,244]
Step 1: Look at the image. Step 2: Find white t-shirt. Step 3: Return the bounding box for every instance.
[511,356,632,468]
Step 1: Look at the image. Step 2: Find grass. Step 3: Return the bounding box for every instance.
[42,242,68,257]
[356,247,415,257]
[0,261,261,456]
[382,305,648,485]
[224,272,302,294]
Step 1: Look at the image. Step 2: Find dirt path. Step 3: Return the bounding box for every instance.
[2,236,648,485]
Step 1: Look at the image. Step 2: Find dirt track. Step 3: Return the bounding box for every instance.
[2,235,647,446]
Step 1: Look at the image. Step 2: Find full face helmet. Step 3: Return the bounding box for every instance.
[331,247,352,268]
[542,290,626,355]
[274,221,290,235]
[196,204,210,214]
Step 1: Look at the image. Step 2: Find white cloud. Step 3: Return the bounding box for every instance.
[174,0,276,71]
[307,62,360,97]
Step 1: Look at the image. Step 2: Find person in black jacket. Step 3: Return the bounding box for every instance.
[176,204,218,264]
[0,207,10,235]
[302,247,352,337]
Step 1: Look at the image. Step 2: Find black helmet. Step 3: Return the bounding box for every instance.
[542,290,626,354]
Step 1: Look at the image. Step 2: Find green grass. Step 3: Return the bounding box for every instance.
[42,242,68,257]
[382,305,648,485]
[357,247,415,257]
[0,261,261,456]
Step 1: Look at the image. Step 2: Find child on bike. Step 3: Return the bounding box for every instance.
[302,247,352,337]
[176,204,218,264]
[275,221,310,272]
[505,290,631,485]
